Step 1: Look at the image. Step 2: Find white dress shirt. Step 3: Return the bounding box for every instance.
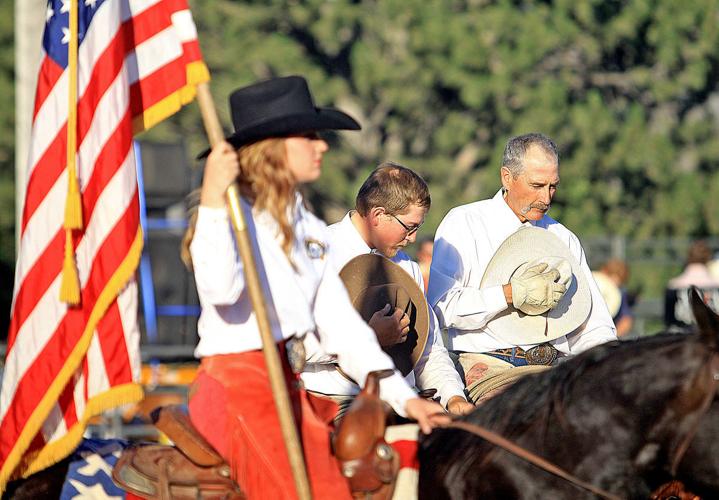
[428,190,616,355]
[300,213,466,407]
[190,194,417,416]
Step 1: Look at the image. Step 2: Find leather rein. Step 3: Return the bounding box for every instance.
[442,352,719,500]
[443,420,621,500]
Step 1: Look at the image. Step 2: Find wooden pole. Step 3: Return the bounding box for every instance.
[195,83,313,500]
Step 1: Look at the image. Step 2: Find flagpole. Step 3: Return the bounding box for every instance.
[60,0,82,305]
[195,83,313,500]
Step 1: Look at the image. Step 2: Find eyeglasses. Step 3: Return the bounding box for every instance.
[389,214,423,236]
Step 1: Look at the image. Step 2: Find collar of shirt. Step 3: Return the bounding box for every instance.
[327,212,374,272]
[490,188,549,230]
[342,211,372,251]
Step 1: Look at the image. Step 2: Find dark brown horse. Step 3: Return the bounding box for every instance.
[418,287,719,499]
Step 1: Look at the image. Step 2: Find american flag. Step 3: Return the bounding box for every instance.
[0,0,208,490]
[59,438,129,499]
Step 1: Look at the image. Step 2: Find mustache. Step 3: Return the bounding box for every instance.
[520,202,550,215]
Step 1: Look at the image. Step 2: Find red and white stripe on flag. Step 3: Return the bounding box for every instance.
[0,0,208,489]
[385,424,420,499]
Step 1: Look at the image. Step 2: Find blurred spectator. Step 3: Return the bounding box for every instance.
[664,240,719,333]
[416,237,434,293]
[593,259,634,337]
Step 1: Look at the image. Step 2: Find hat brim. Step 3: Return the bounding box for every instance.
[480,226,592,344]
[339,254,429,377]
[197,107,360,159]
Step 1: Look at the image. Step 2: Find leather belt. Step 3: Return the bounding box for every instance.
[487,343,558,366]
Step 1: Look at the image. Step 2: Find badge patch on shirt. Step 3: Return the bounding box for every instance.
[305,238,327,260]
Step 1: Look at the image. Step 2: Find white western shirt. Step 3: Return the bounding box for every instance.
[427,190,616,355]
[190,195,417,416]
[300,212,466,407]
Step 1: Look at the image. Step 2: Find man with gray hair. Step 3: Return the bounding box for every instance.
[427,133,616,403]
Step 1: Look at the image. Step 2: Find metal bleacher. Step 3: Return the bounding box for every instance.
[134,140,201,359]
[87,140,203,440]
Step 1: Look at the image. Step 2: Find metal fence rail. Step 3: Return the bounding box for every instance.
[583,235,719,337]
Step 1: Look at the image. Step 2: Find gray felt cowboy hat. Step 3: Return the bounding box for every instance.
[480,226,592,344]
[198,75,360,158]
[339,254,430,376]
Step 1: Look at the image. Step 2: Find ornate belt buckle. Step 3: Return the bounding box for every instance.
[286,334,307,374]
[525,343,558,366]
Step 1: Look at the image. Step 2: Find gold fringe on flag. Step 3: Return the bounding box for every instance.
[132,61,211,133]
[61,0,82,305]
[64,172,83,230]
[59,230,80,304]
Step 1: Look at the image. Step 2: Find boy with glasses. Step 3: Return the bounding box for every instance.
[301,163,473,417]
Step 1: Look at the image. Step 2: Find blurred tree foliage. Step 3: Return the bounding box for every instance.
[0,0,14,261]
[0,1,14,336]
[2,0,719,299]
[159,0,719,242]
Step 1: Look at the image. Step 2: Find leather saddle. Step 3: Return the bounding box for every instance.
[113,370,399,499]
[112,406,244,499]
[332,369,400,500]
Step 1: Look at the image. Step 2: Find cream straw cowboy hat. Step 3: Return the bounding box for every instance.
[480,226,592,344]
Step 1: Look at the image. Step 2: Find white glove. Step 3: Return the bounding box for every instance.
[510,262,567,315]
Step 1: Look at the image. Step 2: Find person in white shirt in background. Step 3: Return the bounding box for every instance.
[428,133,616,397]
[665,239,719,332]
[185,76,447,500]
[302,163,474,416]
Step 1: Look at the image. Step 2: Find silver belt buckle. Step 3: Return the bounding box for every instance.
[525,343,558,365]
[286,334,307,374]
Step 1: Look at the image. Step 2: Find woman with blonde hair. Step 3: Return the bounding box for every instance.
[185,76,447,499]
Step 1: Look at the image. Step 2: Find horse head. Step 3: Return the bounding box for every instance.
[689,285,719,349]
[672,287,719,496]
[636,288,718,472]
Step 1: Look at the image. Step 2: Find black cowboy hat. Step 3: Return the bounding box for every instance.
[198,76,360,158]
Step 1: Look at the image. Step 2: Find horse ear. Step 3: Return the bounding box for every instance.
[689,286,719,349]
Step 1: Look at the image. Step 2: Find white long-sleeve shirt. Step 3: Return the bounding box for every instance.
[427,190,616,355]
[189,195,417,416]
[300,213,466,407]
